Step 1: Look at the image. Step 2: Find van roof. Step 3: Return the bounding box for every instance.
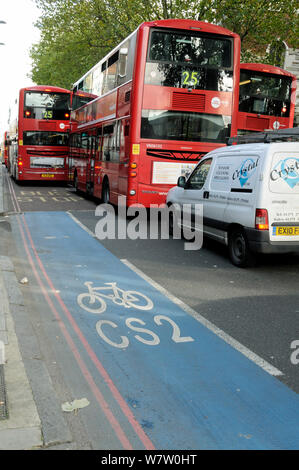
[206,140,299,158]
[228,127,299,146]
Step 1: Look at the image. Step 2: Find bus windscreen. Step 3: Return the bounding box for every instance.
[141,110,231,142]
[239,71,292,117]
[145,30,233,92]
[23,131,69,146]
[24,92,71,120]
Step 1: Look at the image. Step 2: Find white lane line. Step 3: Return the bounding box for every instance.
[67,211,96,238]
[121,258,283,377]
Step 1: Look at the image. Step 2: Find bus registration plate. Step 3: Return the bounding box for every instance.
[273,226,299,236]
[41,174,55,178]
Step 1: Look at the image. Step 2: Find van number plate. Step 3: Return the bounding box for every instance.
[272,226,299,236]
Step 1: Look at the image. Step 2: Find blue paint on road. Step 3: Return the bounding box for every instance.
[21,211,299,449]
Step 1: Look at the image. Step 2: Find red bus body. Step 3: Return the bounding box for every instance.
[237,63,297,135]
[8,85,71,182]
[3,131,9,168]
[70,19,241,207]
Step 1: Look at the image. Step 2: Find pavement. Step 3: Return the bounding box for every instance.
[0,255,42,449]
[0,163,43,449]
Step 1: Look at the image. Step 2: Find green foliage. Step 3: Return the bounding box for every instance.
[30,0,299,88]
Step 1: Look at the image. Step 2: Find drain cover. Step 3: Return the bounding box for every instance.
[0,364,9,420]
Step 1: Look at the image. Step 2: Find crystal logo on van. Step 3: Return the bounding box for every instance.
[270,157,299,189]
[232,158,259,187]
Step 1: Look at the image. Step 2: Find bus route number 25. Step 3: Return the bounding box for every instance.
[96,315,195,349]
[43,110,53,119]
[182,70,199,87]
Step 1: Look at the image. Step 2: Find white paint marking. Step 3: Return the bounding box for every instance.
[67,212,96,238]
[121,259,283,377]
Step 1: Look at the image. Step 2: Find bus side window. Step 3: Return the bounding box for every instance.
[102,125,113,161]
[102,123,121,163]
[97,128,103,161]
[75,133,81,149]
[113,121,120,162]
[117,42,129,86]
[81,133,89,154]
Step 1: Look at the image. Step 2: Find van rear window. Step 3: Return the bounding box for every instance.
[269,153,299,193]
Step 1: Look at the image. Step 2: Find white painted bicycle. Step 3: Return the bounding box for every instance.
[77,281,154,314]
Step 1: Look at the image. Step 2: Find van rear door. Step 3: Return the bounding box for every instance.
[268,147,299,243]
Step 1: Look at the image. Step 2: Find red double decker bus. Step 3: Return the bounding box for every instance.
[7,85,71,182]
[69,19,241,206]
[237,63,297,135]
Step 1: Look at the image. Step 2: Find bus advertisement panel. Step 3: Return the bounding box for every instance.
[69,19,241,207]
[8,85,71,182]
[238,63,297,135]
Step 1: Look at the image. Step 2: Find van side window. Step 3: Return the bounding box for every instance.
[187,158,212,189]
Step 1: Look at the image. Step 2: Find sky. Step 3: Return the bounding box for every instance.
[0,0,40,141]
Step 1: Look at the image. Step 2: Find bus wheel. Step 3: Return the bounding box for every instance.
[102,179,110,204]
[74,173,79,193]
[228,227,256,268]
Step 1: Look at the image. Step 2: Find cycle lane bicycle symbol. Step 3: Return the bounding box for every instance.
[77,281,154,314]
[77,281,195,348]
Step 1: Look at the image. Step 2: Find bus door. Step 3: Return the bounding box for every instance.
[118,120,129,198]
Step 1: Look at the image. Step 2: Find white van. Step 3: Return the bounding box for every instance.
[166,138,299,267]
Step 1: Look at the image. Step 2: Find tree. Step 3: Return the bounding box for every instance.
[30,0,299,88]
[212,0,299,63]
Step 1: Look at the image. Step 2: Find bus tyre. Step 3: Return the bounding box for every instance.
[228,227,256,268]
[74,173,79,193]
[102,179,110,204]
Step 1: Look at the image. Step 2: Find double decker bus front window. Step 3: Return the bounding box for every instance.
[72,92,97,111]
[145,30,233,91]
[23,131,69,146]
[141,110,231,142]
[239,71,292,116]
[24,92,71,120]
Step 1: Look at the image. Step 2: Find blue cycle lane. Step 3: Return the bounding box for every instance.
[15,211,299,450]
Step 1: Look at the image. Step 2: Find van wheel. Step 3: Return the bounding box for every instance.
[168,204,176,236]
[168,203,183,238]
[228,228,256,268]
